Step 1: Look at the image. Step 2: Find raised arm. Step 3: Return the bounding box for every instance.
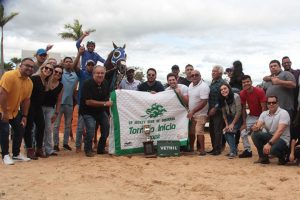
[76,31,89,49]
[73,46,85,72]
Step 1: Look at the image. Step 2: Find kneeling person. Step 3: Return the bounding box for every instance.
[79,66,112,157]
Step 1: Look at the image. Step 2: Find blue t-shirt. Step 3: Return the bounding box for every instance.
[61,70,78,106]
[76,69,93,105]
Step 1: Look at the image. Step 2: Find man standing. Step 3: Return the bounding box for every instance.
[251,95,290,165]
[239,75,267,158]
[79,66,112,157]
[119,67,141,90]
[208,65,226,155]
[53,57,78,151]
[179,64,194,87]
[138,68,165,93]
[263,60,296,117]
[187,70,210,155]
[0,58,34,165]
[165,73,188,105]
[76,31,105,70]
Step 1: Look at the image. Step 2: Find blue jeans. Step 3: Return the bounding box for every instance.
[0,112,24,158]
[53,104,73,145]
[82,112,109,153]
[224,115,242,154]
[251,131,289,159]
[42,106,55,154]
[75,114,85,148]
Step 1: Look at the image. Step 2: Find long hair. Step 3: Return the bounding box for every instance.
[219,83,235,107]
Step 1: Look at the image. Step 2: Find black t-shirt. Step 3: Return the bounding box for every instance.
[138,81,165,92]
[30,75,46,107]
[43,82,63,108]
[178,77,191,87]
[79,79,110,117]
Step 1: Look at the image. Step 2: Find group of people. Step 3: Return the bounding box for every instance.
[0,33,299,166]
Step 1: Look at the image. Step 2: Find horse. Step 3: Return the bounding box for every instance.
[104,42,127,92]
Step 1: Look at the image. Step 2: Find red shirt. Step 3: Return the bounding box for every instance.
[240,87,266,117]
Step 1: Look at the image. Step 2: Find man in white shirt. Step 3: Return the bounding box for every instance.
[165,73,188,105]
[187,70,210,155]
[119,67,141,90]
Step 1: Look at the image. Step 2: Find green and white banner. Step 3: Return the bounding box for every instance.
[109,89,189,155]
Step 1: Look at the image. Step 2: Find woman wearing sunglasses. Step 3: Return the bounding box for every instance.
[219,83,242,159]
[42,65,64,156]
[24,63,54,159]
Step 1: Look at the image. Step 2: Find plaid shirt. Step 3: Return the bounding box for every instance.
[209,78,225,110]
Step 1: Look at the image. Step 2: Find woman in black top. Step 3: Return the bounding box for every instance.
[24,63,53,159]
[42,65,64,156]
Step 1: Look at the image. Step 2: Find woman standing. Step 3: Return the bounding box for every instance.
[24,63,54,159]
[219,83,242,159]
[42,65,64,156]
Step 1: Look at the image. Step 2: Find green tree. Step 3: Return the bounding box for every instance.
[0,3,19,76]
[58,19,96,41]
[10,56,21,66]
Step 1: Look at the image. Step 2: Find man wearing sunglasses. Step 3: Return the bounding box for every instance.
[251,95,290,165]
[0,58,34,165]
[138,68,164,93]
[76,31,105,71]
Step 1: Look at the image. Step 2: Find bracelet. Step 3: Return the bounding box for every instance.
[103,102,106,107]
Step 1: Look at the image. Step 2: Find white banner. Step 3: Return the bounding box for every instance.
[109,89,189,155]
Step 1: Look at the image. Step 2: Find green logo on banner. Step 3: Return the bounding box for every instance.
[142,103,167,118]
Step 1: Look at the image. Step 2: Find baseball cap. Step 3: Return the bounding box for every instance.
[225,67,233,72]
[36,49,47,56]
[86,59,95,66]
[126,67,135,72]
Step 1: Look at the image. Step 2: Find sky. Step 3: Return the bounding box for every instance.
[3,0,300,84]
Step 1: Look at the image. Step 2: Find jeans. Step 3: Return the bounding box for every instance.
[225,132,237,154]
[53,104,73,145]
[251,131,289,159]
[75,114,85,148]
[0,112,24,158]
[82,112,109,153]
[42,106,55,154]
[24,105,45,149]
[209,109,224,152]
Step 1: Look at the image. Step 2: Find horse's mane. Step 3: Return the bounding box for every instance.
[104,50,114,70]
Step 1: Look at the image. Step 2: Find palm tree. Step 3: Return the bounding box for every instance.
[0,3,19,75]
[58,19,96,41]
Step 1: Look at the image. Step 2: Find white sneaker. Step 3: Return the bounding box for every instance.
[3,155,15,165]
[12,153,31,162]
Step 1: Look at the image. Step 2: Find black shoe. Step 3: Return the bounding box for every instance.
[85,151,95,157]
[206,149,215,154]
[53,145,60,152]
[254,157,270,164]
[239,150,252,158]
[212,150,221,156]
[63,144,72,151]
[278,157,287,165]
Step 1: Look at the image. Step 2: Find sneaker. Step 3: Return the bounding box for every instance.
[85,151,95,157]
[3,155,14,165]
[238,150,252,158]
[53,145,60,152]
[254,157,270,164]
[63,144,72,151]
[12,153,31,162]
[228,153,237,159]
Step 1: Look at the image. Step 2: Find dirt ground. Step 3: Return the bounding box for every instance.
[1,106,300,200]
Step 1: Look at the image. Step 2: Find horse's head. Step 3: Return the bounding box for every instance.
[111,42,127,74]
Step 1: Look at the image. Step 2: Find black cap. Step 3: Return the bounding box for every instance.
[171,65,179,70]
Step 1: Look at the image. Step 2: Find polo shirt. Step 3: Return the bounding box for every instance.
[258,107,290,146]
[120,79,141,90]
[0,69,33,119]
[240,87,266,117]
[188,80,210,117]
[61,69,78,106]
[79,79,110,117]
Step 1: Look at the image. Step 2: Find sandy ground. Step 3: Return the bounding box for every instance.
[1,136,300,200]
[1,107,300,200]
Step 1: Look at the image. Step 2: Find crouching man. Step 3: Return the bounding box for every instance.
[79,66,112,157]
[251,95,290,165]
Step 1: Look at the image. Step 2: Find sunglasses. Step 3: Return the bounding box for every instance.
[23,64,34,69]
[54,70,63,75]
[147,74,155,77]
[267,101,277,105]
[191,74,200,78]
[44,66,53,72]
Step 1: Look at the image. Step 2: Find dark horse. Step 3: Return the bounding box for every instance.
[104,42,127,92]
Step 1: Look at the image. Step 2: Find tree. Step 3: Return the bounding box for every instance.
[0,3,19,76]
[58,19,96,41]
[10,56,21,66]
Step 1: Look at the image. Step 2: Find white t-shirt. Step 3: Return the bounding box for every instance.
[188,80,210,117]
[166,84,188,96]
